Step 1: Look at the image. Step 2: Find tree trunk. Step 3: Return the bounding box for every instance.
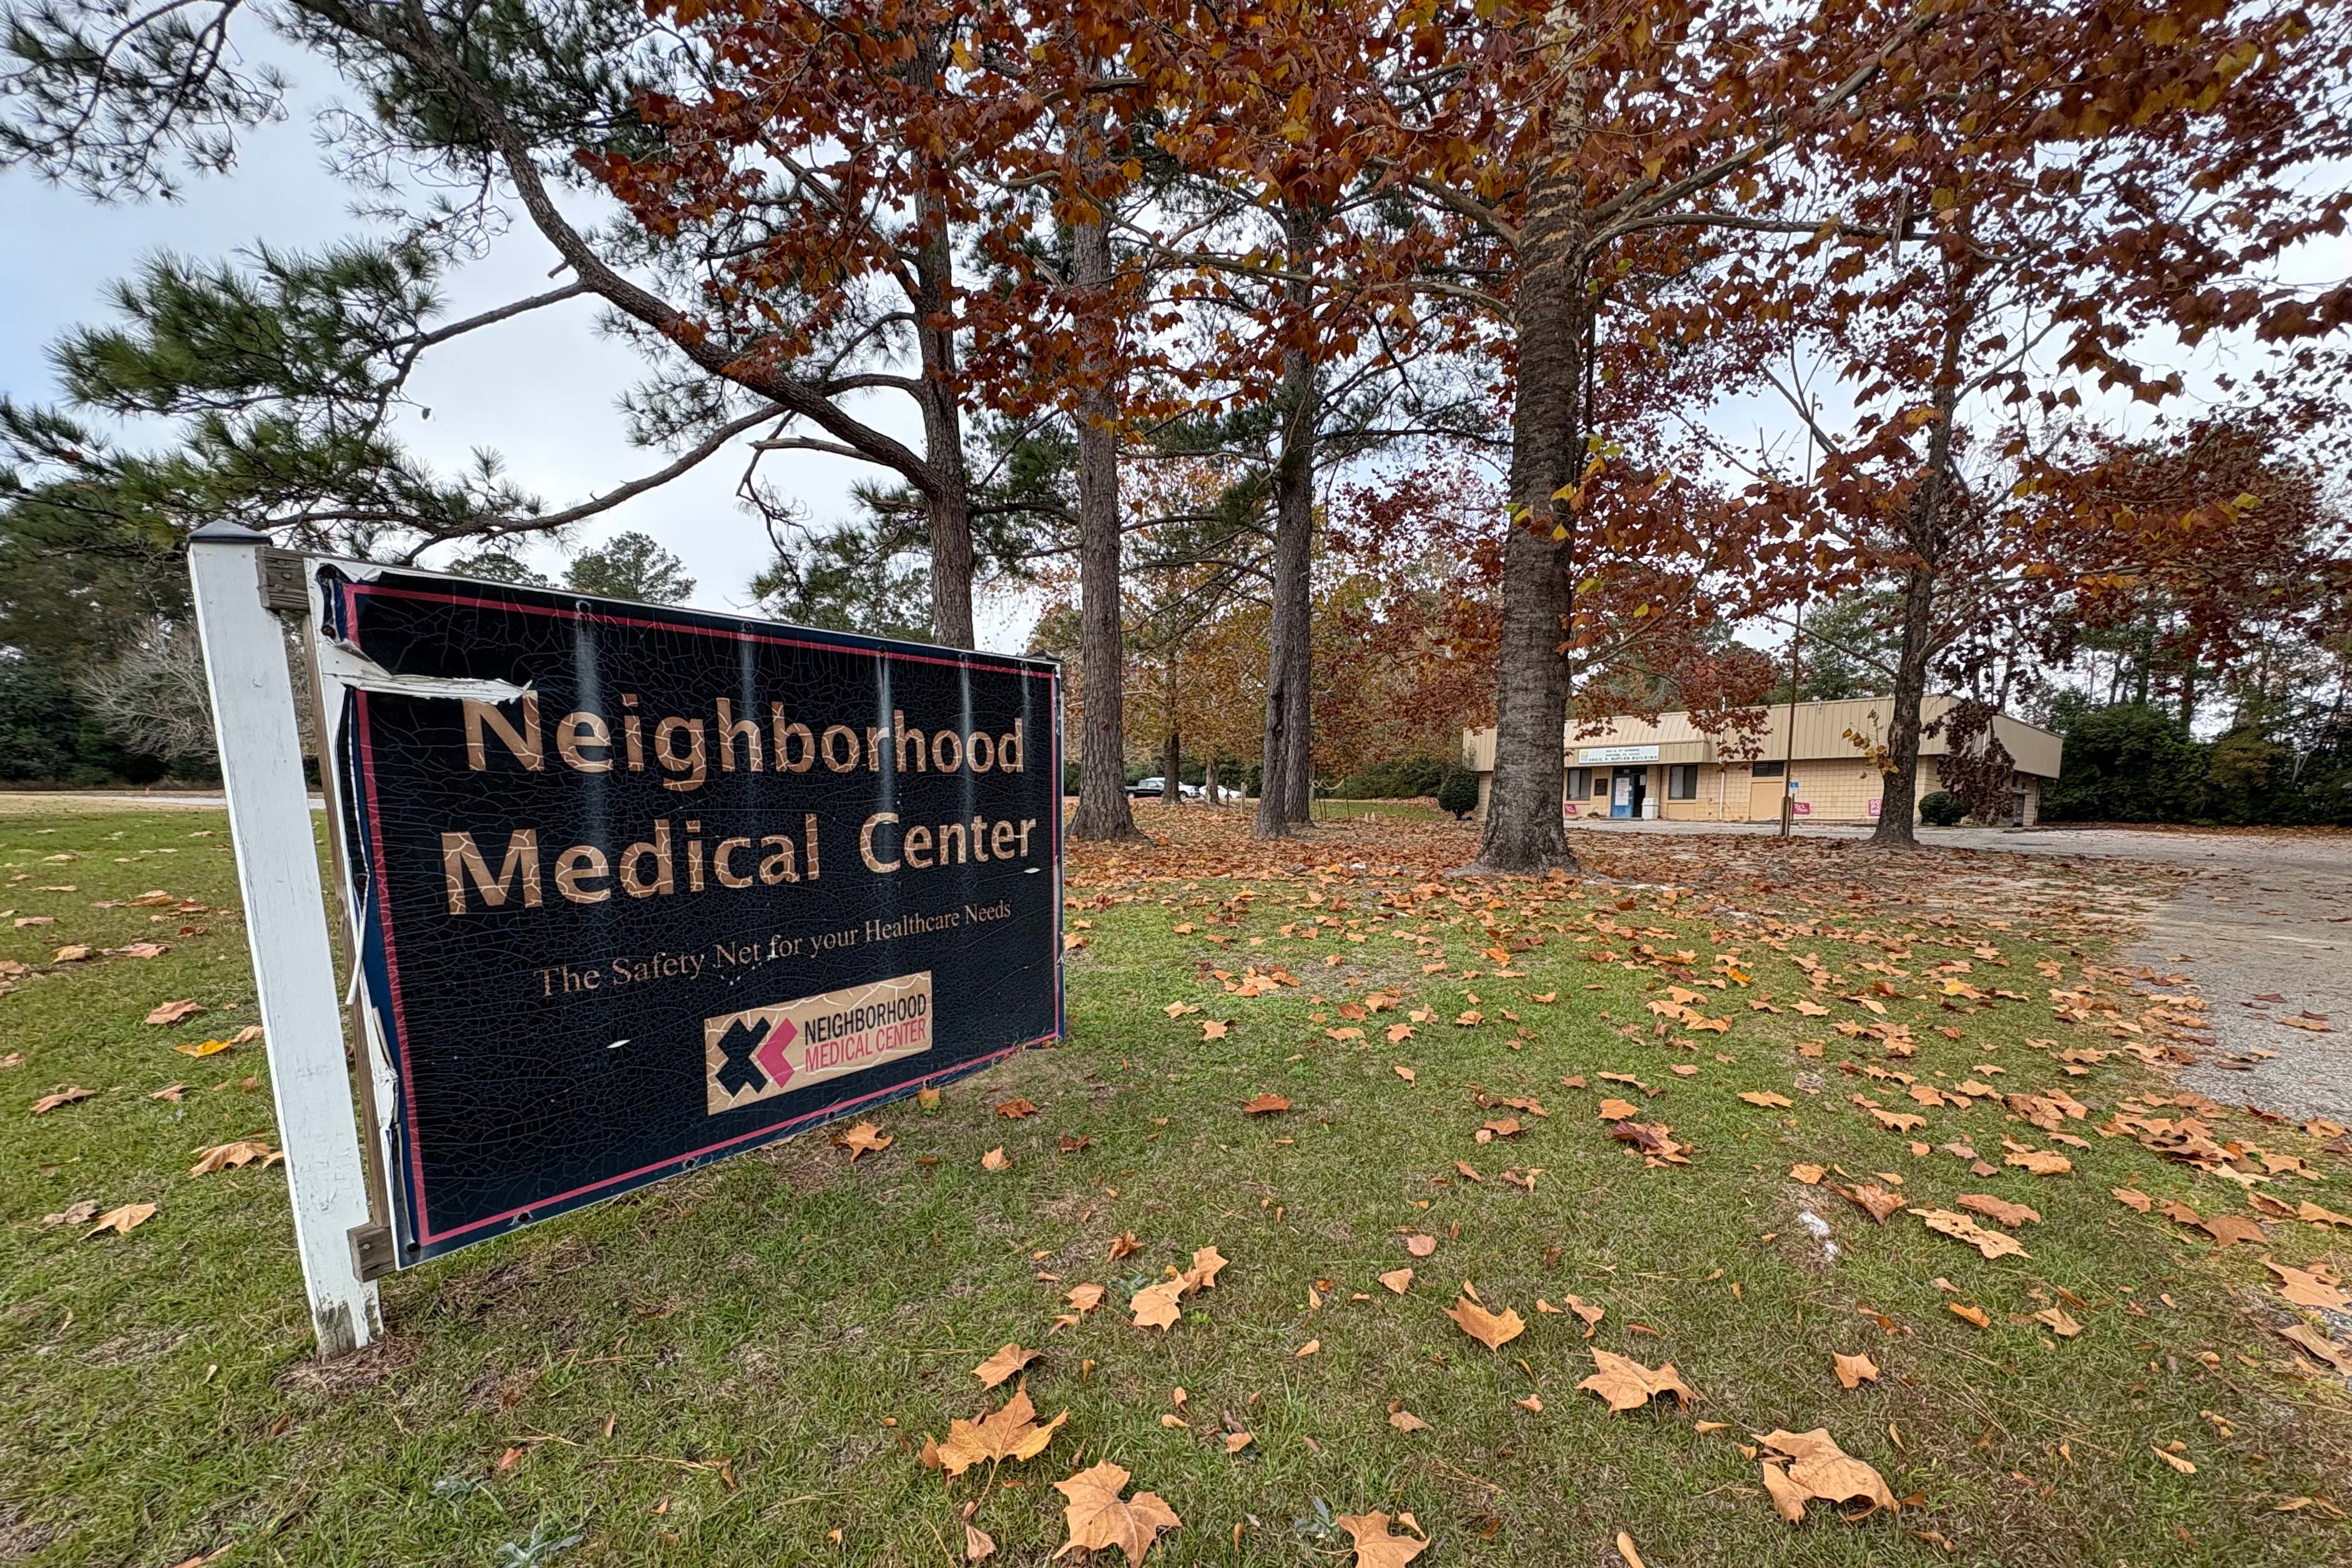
[1063,169,1143,842]
[1255,204,1320,838]
[1871,561,1939,846]
[909,61,975,650]
[1469,4,1587,876]
[923,451,977,650]
[1868,282,1969,849]
[1162,727,1180,804]
[1205,751,1220,805]
[1254,552,1306,836]
[1276,428,1315,824]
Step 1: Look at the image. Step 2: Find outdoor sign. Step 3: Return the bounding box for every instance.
[1579,744,1660,763]
[310,564,1063,1265]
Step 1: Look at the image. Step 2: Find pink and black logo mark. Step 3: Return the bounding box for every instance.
[711,1014,799,1097]
[703,973,931,1115]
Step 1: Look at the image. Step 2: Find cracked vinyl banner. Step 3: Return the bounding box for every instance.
[317,565,1062,1265]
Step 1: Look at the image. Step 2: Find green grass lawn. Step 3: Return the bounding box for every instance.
[1308,798,1446,821]
[3,801,2349,1567]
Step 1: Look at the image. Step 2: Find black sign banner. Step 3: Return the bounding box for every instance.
[318,566,1062,1264]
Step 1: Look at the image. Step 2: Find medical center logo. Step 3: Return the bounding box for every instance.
[703,971,932,1114]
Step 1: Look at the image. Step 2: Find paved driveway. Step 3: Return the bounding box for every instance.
[0,791,324,813]
[1566,818,2352,1121]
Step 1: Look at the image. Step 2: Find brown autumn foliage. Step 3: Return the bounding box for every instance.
[569,0,2346,856]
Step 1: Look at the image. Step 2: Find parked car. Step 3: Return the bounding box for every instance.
[1128,777,1206,799]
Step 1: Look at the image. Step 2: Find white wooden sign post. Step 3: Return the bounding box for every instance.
[187,522,381,1355]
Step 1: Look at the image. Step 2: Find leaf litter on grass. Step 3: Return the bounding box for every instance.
[16,805,2352,1566]
[1047,812,2352,1552]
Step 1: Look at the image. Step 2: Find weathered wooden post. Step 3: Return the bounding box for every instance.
[187,522,380,1354]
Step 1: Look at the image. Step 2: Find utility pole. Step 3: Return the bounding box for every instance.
[1780,397,1819,841]
[1779,594,1804,838]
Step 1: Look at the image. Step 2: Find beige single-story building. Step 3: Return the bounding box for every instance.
[1462,696,2062,827]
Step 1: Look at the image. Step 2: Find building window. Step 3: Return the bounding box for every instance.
[1566,767,1590,799]
[1752,760,1786,778]
[1593,773,1608,798]
[1668,764,1697,800]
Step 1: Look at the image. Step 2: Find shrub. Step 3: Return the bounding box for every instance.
[1330,754,1448,800]
[1436,767,1481,820]
[2037,699,2351,827]
[2039,702,2205,822]
[1917,791,1968,826]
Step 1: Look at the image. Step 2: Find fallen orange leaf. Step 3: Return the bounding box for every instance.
[85,1202,157,1238]
[973,1343,1039,1389]
[1577,1348,1693,1413]
[1444,1295,1526,1351]
[1053,1460,1180,1566]
[1755,1428,1898,1521]
[1336,1510,1428,1568]
[187,1140,281,1177]
[1131,1281,1185,1331]
[1910,1208,2029,1262]
[1954,1193,2040,1228]
[930,1383,1067,1476]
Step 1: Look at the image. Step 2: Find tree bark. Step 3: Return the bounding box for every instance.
[1872,560,1939,845]
[1275,405,1316,824]
[911,38,975,649]
[1868,281,1969,849]
[1255,205,1320,838]
[1469,4,1587,876]
[921,429,977,649]
[1063,170,1144,841]
[1162,725,1180,803]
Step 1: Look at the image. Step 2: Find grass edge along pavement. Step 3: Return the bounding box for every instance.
[2,803,2350,1567]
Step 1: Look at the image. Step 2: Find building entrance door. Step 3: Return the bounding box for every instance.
[1610,767,1646,818]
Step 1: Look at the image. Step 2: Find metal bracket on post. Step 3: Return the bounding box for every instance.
[187,522,382,1356]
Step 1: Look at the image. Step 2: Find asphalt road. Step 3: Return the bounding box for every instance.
[1566,817,2352,1122]
[0,791,324,813]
